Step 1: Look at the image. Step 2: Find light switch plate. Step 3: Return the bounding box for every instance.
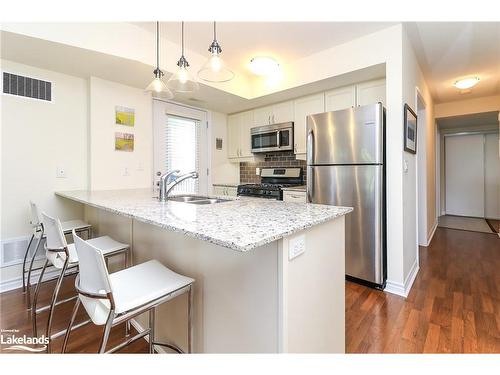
[288,234,305,260]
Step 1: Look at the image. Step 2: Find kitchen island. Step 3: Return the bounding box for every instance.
[56,189,352,353]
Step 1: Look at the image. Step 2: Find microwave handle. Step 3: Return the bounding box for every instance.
[277,130,281,148]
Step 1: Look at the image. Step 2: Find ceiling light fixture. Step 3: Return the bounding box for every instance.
[198,22,234,83]
[249,56,280,76]
[453,77,480,90]
[145,21,174,99]
[167,21,199,93]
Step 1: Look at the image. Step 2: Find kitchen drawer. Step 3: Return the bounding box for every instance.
[283,190,307,203]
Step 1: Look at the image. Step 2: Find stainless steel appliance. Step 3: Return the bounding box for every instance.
[251,122,293,153]
[237,167,303,200]
[306,103,386,289]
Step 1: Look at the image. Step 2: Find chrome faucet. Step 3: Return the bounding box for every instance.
[158,170,199,201]
[158,170,180,202]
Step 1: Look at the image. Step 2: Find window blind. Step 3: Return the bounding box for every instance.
[164,114,200,194]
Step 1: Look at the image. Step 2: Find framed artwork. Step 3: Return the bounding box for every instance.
[115,106,135,126]
[115,132,134,152]
[404,103,417,154]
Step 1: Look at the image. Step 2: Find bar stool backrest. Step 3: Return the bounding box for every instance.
[29,201,42,228]
[41,212,69,269]
[72,230,113,325]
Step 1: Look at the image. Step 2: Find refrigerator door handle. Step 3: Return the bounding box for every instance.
[306,166,314,203]
[307,128,314,163]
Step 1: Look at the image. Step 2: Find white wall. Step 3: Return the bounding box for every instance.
[1,60,88,239]
[89,77,153,190]
[209,111,239,188]
[435,95,500,118]
[484,132,500,219]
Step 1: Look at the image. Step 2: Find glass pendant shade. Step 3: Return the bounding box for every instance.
[145,22,174,99]
[167,22,199,93]
[198,52,234,82]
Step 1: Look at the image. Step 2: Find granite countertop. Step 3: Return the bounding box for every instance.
[212,183,239,187]
[56,189,352,252]
[281,185,307,192]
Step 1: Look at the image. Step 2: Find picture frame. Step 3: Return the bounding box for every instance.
[404,103,417,154]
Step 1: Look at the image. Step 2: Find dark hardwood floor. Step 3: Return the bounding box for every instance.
[1,226,498,354]
[346,227,500,353]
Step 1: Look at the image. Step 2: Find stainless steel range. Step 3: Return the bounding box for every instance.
[237,167,303,200]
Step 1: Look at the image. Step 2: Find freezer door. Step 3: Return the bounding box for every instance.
[306,103,384,165]
[307,165,385,285]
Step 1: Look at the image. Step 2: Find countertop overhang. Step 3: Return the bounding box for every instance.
[56,189,352,252]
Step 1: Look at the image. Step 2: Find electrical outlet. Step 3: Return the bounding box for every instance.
[256,167,260,175]
[123,167,130,176]
[288,234,305,260]
[56,166,67,178]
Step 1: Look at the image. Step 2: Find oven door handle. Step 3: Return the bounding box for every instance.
[277,130,281,148]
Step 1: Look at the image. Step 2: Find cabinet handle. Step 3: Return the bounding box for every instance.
[273,114,275,123]
[290,195,303,199]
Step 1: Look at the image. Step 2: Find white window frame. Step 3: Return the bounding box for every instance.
[153,99,209,195]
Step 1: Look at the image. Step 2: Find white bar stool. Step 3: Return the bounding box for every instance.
[31,212,131,353]
[62,230,195,354]
[23,201,92,308]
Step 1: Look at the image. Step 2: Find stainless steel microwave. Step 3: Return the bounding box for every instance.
[251,122,294,153]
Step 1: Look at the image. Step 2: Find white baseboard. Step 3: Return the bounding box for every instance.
[426,220,438,246]
[128,319,168,354]
[385,260,419,298]
[0,267,61,293]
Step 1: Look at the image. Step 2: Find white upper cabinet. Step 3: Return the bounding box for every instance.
[252,101,294,126]
[356,79,386,107]
[227,110,254,160]
[272,101,294,124]
[253,106,274,127]
[239,110,254,157]
[293,93,325,155]
[325,85,356,112]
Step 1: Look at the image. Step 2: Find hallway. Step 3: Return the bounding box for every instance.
[346,227,500,353]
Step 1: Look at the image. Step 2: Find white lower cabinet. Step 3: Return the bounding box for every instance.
[282,190,307,203]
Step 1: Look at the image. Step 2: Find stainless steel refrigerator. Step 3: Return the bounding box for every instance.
[306,103,386,289]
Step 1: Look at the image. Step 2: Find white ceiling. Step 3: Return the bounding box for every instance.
[134,22,395,79]
[406,22,500,103]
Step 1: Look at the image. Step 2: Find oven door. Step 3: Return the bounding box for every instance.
[251,126,293,153]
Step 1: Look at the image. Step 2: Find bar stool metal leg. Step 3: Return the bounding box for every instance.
[46,258,69,353]
[149,308,156,354]
[99,313,115,354]
[26,233,44,309]
[188,285,193,353]
[32,259,49,337]
[61,298,81,353]
[21,234,35,292]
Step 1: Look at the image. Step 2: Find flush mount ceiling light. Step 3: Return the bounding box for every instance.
[198,22,234,83]
[145,21,174,99]
[249,56,280,76]
[167,22,199,93]
[453,77,480,90]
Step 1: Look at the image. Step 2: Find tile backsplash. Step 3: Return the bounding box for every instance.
[240,151,307,184]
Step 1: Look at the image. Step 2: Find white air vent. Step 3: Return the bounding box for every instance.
[2,72,52,102]
[1,236,45,268]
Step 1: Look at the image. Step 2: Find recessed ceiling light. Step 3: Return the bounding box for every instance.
[453,77,480,90]
[249,56,280,76]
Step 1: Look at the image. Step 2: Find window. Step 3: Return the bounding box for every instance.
[164,115,200,194]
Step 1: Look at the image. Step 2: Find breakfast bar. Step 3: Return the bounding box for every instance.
[56,189,352,353]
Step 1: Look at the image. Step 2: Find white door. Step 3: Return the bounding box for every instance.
[293,93,325,155]
[325,85,356,112]
[484,133,500,219]
[356,79,386,107]
[253,106,273,127]
[445,134,484,217]
[153,100,208,195]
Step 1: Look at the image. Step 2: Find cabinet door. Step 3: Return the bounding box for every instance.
[213,186,226,196]
[227,114,240,159]
[272,101,294,124]
[293,93,325,155]
[325,85,356,112]
[253,106,273,127]
[226,187,238,197]
[356,79,386,107]
[239,111,254,157]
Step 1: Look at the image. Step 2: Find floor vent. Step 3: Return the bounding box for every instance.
[2,72,52,102]
[1,236,45,268]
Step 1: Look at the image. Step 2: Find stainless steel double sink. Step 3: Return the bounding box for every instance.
[167,195,230,205]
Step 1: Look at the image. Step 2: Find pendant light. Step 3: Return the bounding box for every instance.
[145,22,173,99]
[167,22,199,93]
[198,22,234,82]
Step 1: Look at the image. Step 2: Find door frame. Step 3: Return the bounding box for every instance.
[153,99,209,195]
